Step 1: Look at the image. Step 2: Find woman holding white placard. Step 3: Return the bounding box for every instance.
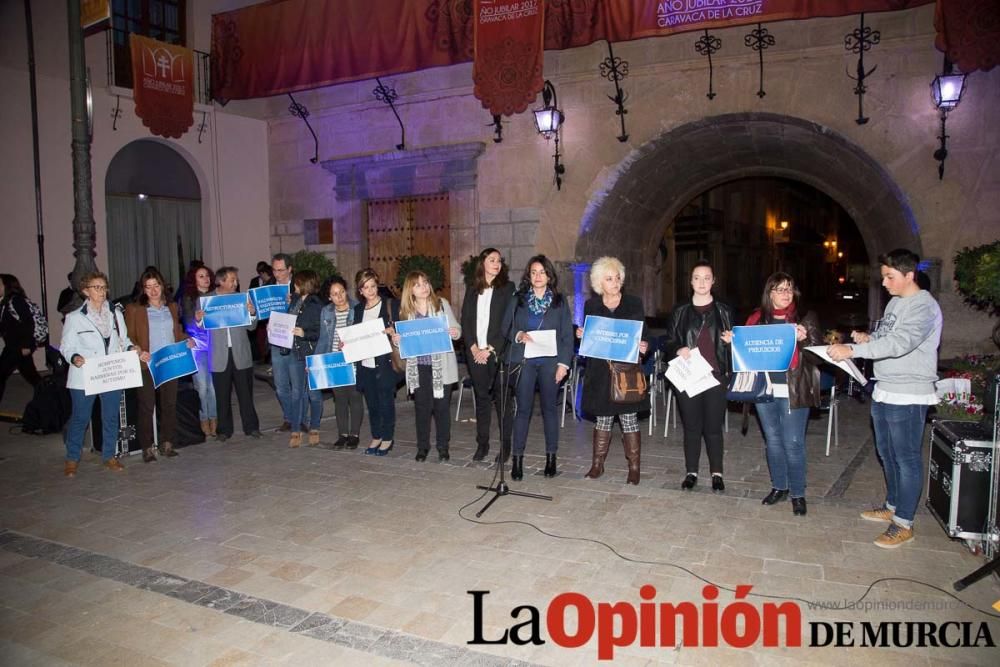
[60,271,136,477]
[350,268,400,456]
[662,261,735,493]
[503,255,574,480]
[577,257,649,485]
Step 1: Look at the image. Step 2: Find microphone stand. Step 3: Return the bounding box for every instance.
[475,334,552,517]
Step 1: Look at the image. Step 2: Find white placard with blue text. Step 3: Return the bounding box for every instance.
[249,284,289,320]
[731,324,797,372]
[579,316,643,363]
[200,293,251,330]
[395,316,453,359]
[148,340,197,388]
[306,352,357,389]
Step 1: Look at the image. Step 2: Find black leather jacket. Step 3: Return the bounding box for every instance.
[662,301,736,376]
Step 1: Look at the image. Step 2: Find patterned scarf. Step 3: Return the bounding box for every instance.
[404,310,447,398]
[527,288,553,315]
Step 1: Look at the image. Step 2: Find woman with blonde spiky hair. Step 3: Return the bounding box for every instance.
[577,256,649,485]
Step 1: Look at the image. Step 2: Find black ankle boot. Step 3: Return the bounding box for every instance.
[681,473,697,490]
[511,455,523,481]
[711,475,725,493]
[544,453,557,478]
[791,497,807,516]
[762,488,789,505]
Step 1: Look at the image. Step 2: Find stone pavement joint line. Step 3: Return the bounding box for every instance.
[0,529,537,667]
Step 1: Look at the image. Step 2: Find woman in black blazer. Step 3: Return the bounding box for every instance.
[503,255,574,480]
[578,257,650,485]
[350,269,400,456]
[460,248,516,462]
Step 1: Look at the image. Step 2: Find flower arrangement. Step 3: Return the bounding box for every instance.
[935,393,985,422]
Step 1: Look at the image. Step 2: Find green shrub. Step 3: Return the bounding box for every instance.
[954,241,1000,314]
[460,254,479,288]
[395,255,446,291]
[291,250,339,282]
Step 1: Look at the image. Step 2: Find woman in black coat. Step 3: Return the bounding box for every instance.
[288,270,324,447]
[578,257,649,485]
[503,255,575,479]
[460,248,516,462]
[0,274,41,405]
[661,260,735,492]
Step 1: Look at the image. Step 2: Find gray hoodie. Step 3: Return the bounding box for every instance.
[850,289,942,396]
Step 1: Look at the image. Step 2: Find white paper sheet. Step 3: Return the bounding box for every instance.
[267,311,297,349]
[524,329,558,359]
[665,349,719,397]
[83,350,144,396]
[339,318,392,363]
[804,346,868,385]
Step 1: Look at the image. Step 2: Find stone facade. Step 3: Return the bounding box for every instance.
[259,4,1000,356]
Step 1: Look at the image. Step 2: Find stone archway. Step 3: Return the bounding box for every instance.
[575,113,920,319]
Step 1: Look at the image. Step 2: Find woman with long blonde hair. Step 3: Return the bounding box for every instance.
[392,271,461,461]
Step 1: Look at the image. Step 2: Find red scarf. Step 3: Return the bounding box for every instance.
[745,306,800,369]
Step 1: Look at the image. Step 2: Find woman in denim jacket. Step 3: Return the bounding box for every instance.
[313,275,363,449]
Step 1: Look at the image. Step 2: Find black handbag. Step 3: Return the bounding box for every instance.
[726,371,774,403]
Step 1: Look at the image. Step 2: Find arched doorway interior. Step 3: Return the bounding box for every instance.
[575,113,920,323]
[105,139,202,299]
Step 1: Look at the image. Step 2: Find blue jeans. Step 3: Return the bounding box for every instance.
[871,401,928,525]
[65,389,122,462]
[287,359,310,431]
[192,349,217,420]
[306,389,325,431]
[756,397,810,497]
[271,348,300,425]
[512,359,561,455]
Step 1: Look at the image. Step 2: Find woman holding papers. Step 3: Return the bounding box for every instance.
[579,257,650,485]
[313,276,363,450]
[728,272,821,516]
[125,267,190,462]
[391,271,461,462]
[504,255,574,480]
[287,270,324,448]
[180,265,217,437]
[351,268,400,456]
[460,248,516,463]
[663,261,736,492]
[59,271,135,476]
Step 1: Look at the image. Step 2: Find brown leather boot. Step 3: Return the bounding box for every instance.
[585,429,613,479]
[623,431,641,485]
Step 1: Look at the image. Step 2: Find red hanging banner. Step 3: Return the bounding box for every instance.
[130,34,194,139]
[473,0,546,117]
[934,0,1000,73]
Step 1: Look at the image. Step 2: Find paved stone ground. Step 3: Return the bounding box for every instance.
[0,369,998,665]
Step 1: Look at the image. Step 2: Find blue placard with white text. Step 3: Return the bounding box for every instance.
[200,293,251,330]
[579,315,643,363]
[395,316,453,359]
[306,352,357,390]
[148,340,197,388]
[731,324,797,372]
[249,284,289,320]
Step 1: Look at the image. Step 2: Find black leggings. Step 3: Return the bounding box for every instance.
[0,344,41,405]
[675,382,727,475]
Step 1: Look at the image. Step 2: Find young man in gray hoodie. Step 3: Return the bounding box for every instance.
[828,249,942,549]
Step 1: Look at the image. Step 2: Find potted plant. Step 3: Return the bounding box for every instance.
[395,255,446,291]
